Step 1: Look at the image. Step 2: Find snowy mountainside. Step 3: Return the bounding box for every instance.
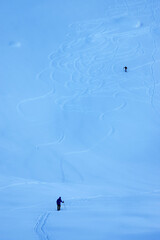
[1,1,160,240]
[1,0,160,187]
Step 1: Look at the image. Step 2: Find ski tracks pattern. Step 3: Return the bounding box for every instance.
[149,1,160,116]
[15,0,160,199]
[49,0,157,115]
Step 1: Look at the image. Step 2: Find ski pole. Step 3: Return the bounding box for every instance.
[63,202,66,210]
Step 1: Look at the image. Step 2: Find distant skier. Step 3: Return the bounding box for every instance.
[124,66,127,72]
[56,197,64,211]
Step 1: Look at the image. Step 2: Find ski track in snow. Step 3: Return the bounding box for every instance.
[16,66,55,122]
[0,181,39,192]
[35,212,51,240]
[64,125,115,156]
[35,133,65,149]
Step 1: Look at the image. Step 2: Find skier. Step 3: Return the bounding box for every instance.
[56,197,64,211]
[124,66,127,72]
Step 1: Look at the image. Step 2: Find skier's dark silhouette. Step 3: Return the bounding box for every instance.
[124,66,127,72]
[56,197,64,211]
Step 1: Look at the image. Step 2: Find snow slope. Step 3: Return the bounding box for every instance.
[0,0,160,239]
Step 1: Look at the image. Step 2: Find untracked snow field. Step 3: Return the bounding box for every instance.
[0,0,160,239]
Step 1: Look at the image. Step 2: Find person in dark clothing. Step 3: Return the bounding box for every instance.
[56,197,64,211]
[124,66,127,72]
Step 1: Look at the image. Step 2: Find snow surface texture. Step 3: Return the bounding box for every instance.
[0,0,160,239]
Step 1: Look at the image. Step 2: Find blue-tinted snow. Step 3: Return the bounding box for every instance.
[0,0,160,239]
